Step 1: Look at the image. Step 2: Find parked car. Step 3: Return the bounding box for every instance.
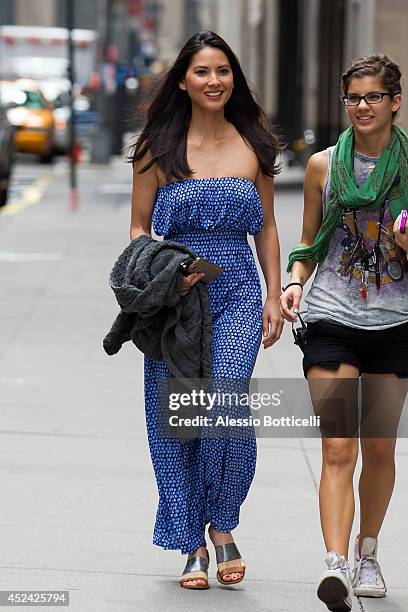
[0,102,15,207]
[0,79,54,163]
[37,78,70,153]
[35,79,97,154]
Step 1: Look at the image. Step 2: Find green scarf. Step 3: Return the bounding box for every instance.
[287,124,408,272]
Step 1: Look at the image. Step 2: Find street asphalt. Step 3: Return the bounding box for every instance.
[0,155,407,612]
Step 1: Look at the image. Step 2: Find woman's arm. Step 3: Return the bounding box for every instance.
[279,151,328,322]
[130,151,159,240]
[254,170,283,349]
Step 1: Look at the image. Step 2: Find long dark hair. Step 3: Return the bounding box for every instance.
[130,31,281,180]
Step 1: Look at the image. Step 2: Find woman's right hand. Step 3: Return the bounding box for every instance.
[279,286,303,322]
[179,272,205,296]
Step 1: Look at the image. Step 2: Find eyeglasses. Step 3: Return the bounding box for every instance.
[342,91,396,106]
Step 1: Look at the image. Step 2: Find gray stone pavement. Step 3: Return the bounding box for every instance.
[0,157,407,612]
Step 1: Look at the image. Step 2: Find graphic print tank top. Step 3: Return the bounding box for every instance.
[305,147,408,329]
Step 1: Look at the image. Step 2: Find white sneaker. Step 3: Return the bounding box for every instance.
[352,535,387,598]
[317,551,353,611]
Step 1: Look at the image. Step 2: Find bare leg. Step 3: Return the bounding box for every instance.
[358,373,407,547]
[358,438,396,544]
[308,363,360,557]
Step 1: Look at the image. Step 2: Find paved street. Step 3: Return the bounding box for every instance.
[0,156,407,612]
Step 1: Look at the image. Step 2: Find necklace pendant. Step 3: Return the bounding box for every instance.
[360,265,369,302]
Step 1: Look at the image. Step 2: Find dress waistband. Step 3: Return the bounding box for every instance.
[165,228,248,241]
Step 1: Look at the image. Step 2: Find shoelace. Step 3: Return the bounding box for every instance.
[353,555,385,587]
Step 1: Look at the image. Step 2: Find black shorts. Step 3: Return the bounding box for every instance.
[302,320,408,379]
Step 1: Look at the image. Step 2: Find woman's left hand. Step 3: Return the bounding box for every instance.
[262,297,284,349]
[393,212,408,251]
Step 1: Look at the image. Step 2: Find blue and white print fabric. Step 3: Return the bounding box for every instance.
[144,177,264,554]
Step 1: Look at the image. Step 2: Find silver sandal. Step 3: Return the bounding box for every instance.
[179,545,210,590]
[215,542,246,585]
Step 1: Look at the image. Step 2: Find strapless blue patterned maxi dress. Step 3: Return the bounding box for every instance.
[144,177,263,554]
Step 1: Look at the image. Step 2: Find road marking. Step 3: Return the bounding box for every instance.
[0,252,62,262]
[2,175,51,216]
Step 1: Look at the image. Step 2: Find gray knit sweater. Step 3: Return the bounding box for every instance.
[103,235,213,385]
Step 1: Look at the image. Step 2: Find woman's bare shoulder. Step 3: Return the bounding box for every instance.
[305,150,329,191]
[307,150,329,171]
[132,148,161,184]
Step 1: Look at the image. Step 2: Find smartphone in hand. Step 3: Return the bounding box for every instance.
[180,256,224,283]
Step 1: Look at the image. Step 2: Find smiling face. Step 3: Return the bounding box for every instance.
[178,46,234,111]
[345,75,402,136]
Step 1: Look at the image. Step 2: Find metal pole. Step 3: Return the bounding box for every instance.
[90,0,112,163]
[66,0,79,209]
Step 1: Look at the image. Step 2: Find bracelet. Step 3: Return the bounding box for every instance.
[281,282,304,292]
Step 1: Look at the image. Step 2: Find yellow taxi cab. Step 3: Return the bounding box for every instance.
[1,79,54,163]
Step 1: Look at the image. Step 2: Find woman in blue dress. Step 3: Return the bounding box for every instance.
[129,31,282,589]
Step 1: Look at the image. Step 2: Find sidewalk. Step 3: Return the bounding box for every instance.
[0,158,406,612]
[275,154,305,188]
